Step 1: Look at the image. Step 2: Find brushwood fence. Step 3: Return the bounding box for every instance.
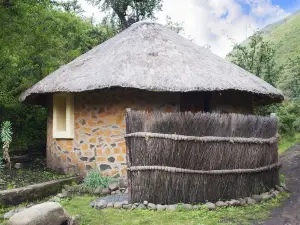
[125,110,280,204]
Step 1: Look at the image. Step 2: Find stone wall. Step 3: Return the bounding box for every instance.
[47,89,180,177]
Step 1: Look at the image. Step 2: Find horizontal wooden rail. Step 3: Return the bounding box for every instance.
[125,132,277,144]
[127,163,281,174]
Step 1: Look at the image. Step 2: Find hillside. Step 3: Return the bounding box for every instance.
[261,10,300,66]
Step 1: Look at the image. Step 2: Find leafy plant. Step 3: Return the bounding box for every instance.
[1,121,13,171]
[83,169,115,188]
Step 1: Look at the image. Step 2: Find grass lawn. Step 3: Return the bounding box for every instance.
[61,193,289,225]
[278,133,300,154]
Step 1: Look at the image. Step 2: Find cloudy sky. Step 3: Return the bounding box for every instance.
[78,0,300,57]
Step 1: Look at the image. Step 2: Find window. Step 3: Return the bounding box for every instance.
[53,93,74,139]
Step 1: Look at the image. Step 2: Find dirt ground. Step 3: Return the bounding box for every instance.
[262,144,300,225]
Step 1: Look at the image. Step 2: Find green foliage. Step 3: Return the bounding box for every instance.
[228,31,300,137]
[227,31,281,86]
[0,0,114,152]
[83,169,115,188]
[1,121,12,147]
[88,0,163,30]
[278,57,300,100]
[0,158,4,170]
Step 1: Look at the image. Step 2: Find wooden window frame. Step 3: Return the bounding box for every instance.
[53,93,74,139]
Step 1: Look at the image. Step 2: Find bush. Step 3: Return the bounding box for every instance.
[83,169,115,188]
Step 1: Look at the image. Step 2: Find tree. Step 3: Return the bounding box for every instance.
[227,32,300,138]
[87,0,163,30]
[227,32,281,86]
[278,57,300,100]
[52,0,84,14]
[0,0,114,151]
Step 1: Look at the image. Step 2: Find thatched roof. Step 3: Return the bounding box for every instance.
[20,21,283,104]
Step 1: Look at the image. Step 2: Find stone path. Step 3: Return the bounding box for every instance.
[260,144,300,225]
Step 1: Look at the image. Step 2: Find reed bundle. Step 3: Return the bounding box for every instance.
[125,110,280,204]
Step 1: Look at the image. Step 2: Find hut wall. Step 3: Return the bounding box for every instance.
[210,91,253,114]
[46,89,180,177]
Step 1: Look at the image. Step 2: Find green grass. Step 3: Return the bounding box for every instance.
[61,193,289,225]
[278,133,300,154]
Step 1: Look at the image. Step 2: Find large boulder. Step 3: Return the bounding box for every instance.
[7,202,68,225]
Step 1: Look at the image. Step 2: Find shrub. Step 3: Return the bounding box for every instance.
[83,169,115,188]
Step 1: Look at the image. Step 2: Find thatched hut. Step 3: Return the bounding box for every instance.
[20,21,283,177]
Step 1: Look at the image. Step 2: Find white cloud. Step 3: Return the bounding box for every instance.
[78,0,289,57]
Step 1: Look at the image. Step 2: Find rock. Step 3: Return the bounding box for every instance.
[101,188,111,195]
[120,188,126,193]
[245,197,256,205]
[280,184,290,192]
[86,187,95,194]
[131,204,137,210]
[143,200,148,206]
[49,196,60,202]
[166,205,177,211]
[4,210,16,219]
[95,199,107,209]
[115,190,122,195]
[204,202,216,210]
[89,201,95,208]
[107,202,114,208]
[94,187,103,195]
[182,204,193,210]
[252,195,263,202]
[156,204,166,211]
[275,185,284,192]
[68,215,81,225]
[111,191,116,195]
[216,201,227,207]
[14,163,24,169]
[228,199,240,206]
[26,203,34,208]
[134,203,139,206]
[122,204,131,209]
[62,189,70,198]
[108,182,119,191]
[137,204,146,209]
[7,202,68,225]
[238,198,246,206]
[122,200,128,205]
[260,192,273,201]
[118,178,127,188]
[113,202,123,209]
[56,193,64,198]
[14,207,26,214]
[125,188,128,194]
[193,205,201,210]
[272,190,280,197]
[147,203,157,210]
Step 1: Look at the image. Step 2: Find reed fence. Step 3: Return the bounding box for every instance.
[125,110,280,204]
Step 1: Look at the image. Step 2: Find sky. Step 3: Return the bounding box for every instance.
[78,0,300,57]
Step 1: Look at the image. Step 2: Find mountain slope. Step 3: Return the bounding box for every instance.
[260,10,300,65]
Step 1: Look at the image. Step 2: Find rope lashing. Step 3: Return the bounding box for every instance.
[125,132,277,144]
[127,163,281,174]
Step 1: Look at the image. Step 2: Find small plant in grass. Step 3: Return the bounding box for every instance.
[1,121,13,172]
[83,169,116,188]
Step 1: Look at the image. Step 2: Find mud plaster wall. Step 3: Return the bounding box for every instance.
[46,89,180,178]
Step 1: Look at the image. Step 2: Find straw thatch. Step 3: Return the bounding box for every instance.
[125,110,280,204]
[20,21,283,104]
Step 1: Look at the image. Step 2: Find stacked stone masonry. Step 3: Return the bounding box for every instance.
[47,89,180,177]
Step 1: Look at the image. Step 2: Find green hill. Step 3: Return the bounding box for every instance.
[261,10,300,65]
